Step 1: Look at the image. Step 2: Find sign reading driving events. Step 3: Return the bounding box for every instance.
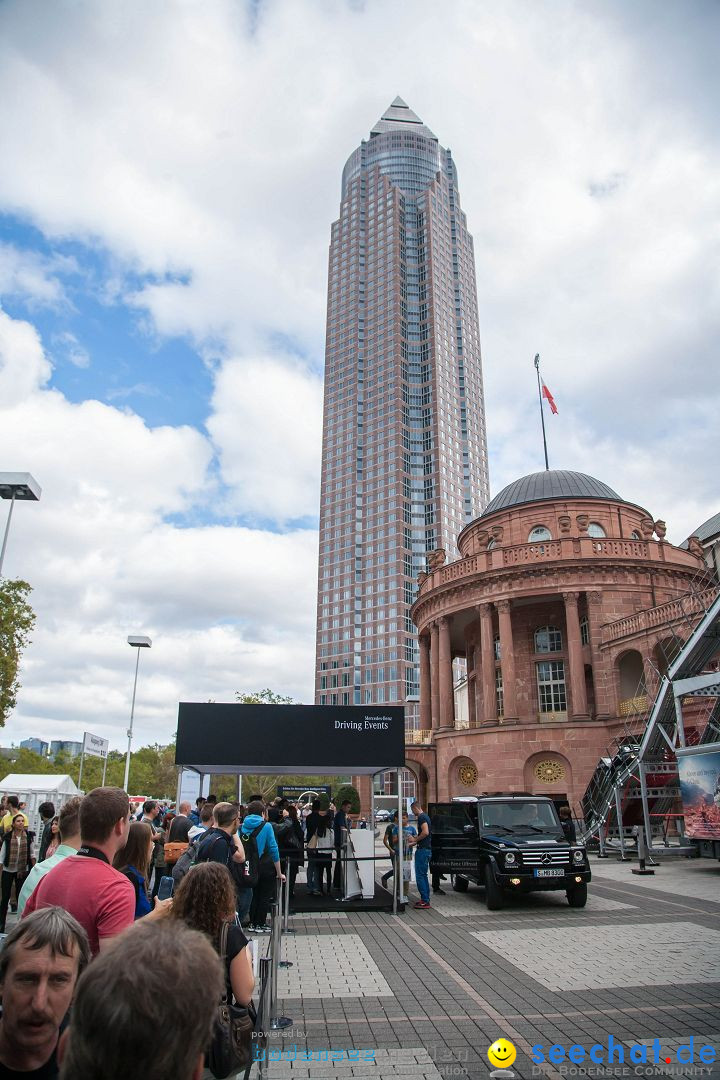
[175,703,405,774]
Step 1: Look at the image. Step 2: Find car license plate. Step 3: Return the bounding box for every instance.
[534,868,563,877]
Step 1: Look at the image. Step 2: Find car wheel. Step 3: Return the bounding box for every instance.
[566,883,588,908]
[451,874,469,893]
[483,865,505,910]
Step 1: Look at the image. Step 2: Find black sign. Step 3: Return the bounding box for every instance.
[277,785,331,799]
[175,704,405,774]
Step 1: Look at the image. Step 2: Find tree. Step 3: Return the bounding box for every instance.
[235,689,294,705]
[335,783,361,814]
[0,579,36,727]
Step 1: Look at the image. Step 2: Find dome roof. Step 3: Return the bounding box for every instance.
[481,470,622,516]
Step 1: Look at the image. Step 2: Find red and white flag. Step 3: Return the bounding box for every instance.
[541,381,558,415]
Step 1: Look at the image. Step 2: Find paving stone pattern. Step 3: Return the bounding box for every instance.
[471,921,720,992]
[275,934,393,998]
[255,857,720,1080]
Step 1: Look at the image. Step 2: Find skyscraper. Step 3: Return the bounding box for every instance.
[315,98,490,725]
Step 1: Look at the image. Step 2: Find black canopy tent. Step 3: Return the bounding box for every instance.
[174,703,408,908]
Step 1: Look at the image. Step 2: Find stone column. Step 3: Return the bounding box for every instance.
[496,599,518,722]
[467,634,477,728]
[586,590,609,719]
[438,616,455,730]
[419,633,432,733]
[478,603,497,724]
[563,591,589,720]
[430,621,440,730]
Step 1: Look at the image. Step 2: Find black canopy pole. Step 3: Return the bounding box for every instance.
[534,353,549,471]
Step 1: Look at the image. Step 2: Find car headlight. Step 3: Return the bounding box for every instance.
[572,849,585,865]
[503,851,518,867]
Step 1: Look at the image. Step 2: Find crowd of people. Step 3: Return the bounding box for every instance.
[0,786,381,1078]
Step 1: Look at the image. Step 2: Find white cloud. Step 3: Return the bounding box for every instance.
[208,356,323,521]
[53,330,90,369]
[0,309,317,748]
[0,306,52,405]
[0,243,76,308]
[0,0,717,748]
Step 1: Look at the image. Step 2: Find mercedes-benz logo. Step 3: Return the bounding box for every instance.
[541,852,552,865]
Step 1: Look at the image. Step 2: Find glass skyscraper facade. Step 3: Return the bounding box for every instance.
[315,98,490,725]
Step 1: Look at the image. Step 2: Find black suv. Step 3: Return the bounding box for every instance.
[429,795,591,910]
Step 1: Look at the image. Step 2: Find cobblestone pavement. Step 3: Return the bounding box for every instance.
[250,855,720,1080]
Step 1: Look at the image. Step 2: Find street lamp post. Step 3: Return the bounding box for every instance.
[0,473,41,577]
[123,635,152,793]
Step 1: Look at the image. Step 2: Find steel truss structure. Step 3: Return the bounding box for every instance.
[578,587,720,856]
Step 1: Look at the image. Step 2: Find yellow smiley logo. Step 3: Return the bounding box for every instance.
[487,1039,517,1069]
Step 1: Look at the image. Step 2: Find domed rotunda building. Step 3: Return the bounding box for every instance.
[404,469,711,811]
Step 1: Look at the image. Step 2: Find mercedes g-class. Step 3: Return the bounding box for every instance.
[429,794,591,909]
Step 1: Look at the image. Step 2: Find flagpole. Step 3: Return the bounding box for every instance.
[534,353,549,471]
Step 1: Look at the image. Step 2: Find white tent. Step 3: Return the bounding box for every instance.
[0,774,80,839]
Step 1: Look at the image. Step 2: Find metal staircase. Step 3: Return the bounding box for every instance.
[578,586,720,854]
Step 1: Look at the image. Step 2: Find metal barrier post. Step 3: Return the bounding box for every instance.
[597,823,608,858]
[283,857,295,935]
[278,868,293,967]
[270,881,292,1030]
[614,787,628,860]
[632,826,656,875]
[255,955,272,1080]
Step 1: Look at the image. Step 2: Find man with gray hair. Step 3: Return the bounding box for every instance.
[0,907,90,1077]
[58,920,223,1080]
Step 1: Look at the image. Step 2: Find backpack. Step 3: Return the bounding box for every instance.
[237,822,275,889]
[171,834,206,885]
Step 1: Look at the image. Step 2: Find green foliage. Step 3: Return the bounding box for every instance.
[334,783,361,814]
[0,579,36,727]
[235,688,294,705]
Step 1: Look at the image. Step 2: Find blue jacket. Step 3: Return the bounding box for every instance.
[241,815,279,862]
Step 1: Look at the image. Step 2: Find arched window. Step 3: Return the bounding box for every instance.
[580,615,590,646]
[534,626,563,653]
[528,525,551,542]
[587,522,606,538]
[487,538,496,550]
[630,530,641,540]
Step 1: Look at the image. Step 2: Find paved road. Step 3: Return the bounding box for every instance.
[257,855,720,1080]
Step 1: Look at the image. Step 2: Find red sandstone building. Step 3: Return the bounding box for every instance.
[364,469,712,814]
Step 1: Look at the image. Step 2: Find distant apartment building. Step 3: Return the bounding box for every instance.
[49,740,83,759]
[315,98,489,724]
[20,738,48,756]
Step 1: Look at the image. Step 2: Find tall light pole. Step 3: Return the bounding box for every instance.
[0,473,41,577]
[123,635,152,793]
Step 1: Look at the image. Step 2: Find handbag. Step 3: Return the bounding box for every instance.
[207,922,255,1079]
[163,841,188,866]
[307,832,318,850]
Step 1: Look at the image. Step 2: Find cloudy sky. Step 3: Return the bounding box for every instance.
[0,0,717,753]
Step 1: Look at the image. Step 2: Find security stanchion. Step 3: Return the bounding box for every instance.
[631,826,656,875]
[256,956,272,1080]
[269,882,293,1030]
[283,857,296,935]
[278,871,293,968]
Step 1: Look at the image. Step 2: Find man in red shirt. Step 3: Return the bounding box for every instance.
[23,787,171,954]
